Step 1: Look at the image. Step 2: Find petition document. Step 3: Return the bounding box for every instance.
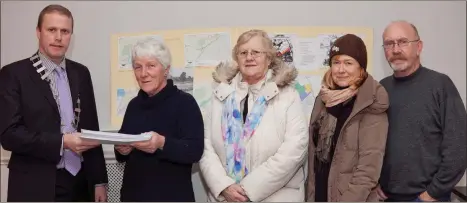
[80,129,151,144]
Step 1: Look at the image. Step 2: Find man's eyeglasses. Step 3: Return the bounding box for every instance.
[237,50,267,58]
[382,39,419,49]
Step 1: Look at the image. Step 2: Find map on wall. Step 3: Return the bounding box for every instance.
[192,66,215,117]
[294,74,323,117]
[116,88,139,117]
[184,32,231,67]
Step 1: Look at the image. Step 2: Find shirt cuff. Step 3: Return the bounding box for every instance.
[95,183,107,187]
[60,134,64,156]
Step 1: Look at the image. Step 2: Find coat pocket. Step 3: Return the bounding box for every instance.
[337,172,352,195]
[285,166,305,189]
[342,121,360,150]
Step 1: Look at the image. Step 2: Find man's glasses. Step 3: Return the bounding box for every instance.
[382,38,419,49]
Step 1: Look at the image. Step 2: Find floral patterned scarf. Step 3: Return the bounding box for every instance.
[222,92,268,183]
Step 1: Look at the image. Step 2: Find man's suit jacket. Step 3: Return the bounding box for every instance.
[0,55,108,201]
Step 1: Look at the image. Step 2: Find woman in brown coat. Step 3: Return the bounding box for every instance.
[305,34,389,202]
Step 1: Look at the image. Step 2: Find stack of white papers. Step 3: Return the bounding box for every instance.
[80,129,151,144]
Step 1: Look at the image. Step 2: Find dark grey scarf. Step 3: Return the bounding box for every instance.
[312,110,338,163]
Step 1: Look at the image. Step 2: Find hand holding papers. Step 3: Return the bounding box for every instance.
[80,129,152,145]
[63,132,100,154]
[130,131,166,154]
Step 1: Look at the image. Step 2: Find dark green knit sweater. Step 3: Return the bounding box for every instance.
[379,66,466,201]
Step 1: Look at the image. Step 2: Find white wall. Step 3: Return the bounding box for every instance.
[1,1,465,202]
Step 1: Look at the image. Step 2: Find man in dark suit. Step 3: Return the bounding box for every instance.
[0,4,108,202]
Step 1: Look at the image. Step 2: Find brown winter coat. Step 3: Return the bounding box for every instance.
[305,74,389,202]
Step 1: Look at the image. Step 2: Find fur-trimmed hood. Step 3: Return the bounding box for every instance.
[212,60,298,88]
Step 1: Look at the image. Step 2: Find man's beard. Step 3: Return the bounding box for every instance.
[389,56,409,71]
[390,61,408,71]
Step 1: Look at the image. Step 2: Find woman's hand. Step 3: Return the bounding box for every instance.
[221,184,249,202]
[115,145,133,155]
[131,132,165,153]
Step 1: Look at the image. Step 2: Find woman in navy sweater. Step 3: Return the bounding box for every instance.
[114,37,204,202]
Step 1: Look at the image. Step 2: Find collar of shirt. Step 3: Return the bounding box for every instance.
[38,51,66,70]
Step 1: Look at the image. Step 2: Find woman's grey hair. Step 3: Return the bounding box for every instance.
[131,37,172,69]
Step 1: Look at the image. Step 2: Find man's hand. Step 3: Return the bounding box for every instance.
[418,191,437,202]
[221,184,249,202]
[376,185,388,201]
[95,185,107,202]
[130,132,165,154]
[115,145,133,155]
[63,133,100,154]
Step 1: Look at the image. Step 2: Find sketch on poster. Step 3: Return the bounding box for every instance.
[169,67,194,94]
[269,33,296,65]
[118,35,164,70]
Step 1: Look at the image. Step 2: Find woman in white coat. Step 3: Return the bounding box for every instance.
[199,29,309,202]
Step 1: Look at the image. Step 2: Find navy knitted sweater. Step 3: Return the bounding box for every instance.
[115,79,204,202]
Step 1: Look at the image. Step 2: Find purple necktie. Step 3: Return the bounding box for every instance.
[55,67,81,176]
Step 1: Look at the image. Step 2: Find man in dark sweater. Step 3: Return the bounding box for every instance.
[377,20,466,202]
